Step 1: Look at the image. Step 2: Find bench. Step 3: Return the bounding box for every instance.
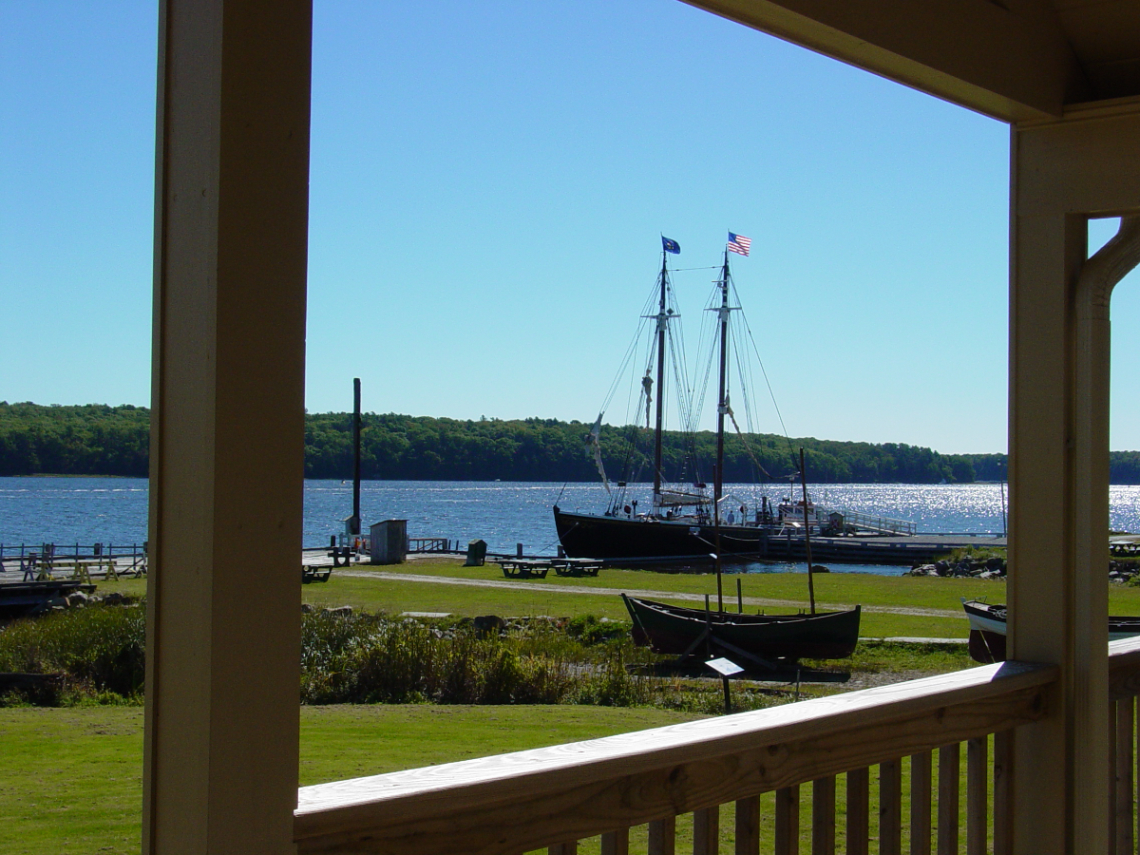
[552,560,602,577]
[302,566,333,584]
[497,560,550,579]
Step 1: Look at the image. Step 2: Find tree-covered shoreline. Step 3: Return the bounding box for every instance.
[5,401,1140,484]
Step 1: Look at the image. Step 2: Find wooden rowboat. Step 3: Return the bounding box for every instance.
[963,598,1140,663]
[622,594,861,668]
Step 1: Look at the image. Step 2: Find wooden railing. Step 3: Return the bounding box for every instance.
[294,661,1056,854]
[1110,636,1140,855]
[407,537,452,554]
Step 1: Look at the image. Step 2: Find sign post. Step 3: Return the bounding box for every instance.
[706,657,743,714]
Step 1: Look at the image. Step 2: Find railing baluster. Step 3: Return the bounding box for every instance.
[693,806,719,855]
[937,744,960,855]
[1112,702,1120,855]
[549,843,577,855]
[846,768,869,855]
[910,751,932,855]
[993,730,1013,855]
[649,816,676,855]
[813,776,836,855]
[735,796,760,855]
[776,785,801,855]
[1117,697,1135,855]
[966,737,987,855]
[879,759,902,855]
[601,827,629,855]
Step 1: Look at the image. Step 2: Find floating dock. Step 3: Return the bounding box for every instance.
[759,533,1006,566]
[606,533,1007,568]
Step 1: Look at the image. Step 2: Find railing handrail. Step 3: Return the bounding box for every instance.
[1109,634,1140,699]
[294,660,1056,854]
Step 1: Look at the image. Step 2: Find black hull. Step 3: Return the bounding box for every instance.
[553,508,771,562]
[553,508,992,566]
[623,595,861,662]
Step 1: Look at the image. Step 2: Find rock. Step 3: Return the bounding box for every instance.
[321,606,353,618]
[300,603,313,613]
[65,592,89,608]
[809,564,831,573]
[910,564,937,577]
[473,615,505,635]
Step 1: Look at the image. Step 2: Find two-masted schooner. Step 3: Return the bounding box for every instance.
[552,233,860,666]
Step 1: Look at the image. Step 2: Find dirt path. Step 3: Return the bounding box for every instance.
[335,569,961,619]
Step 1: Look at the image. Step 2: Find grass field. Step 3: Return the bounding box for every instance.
[0,700,1007,855]
[7,560,1137,852]
[295,557,1140,641]
[0,704,703,855]
[91,556,1140,639]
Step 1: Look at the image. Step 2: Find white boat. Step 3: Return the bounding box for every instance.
[963,598,1140,662]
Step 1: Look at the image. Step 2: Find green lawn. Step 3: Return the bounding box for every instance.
[87,557,1140,639]
[296,558,1067,640]
[0,702,1008,855]
[11,561,1133,853]
[0,704,703,855]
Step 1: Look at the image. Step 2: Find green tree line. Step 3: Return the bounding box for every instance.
[5,401,1140,484]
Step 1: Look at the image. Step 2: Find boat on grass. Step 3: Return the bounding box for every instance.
[622,594,861,668]
[963,598,1140,663]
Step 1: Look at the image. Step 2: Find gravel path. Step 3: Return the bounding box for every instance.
[334,569,961,619]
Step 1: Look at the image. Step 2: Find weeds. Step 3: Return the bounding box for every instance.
[0,604,145,705]
[0,605,965,712]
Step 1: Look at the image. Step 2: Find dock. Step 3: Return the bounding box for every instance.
[761,532,1007,566]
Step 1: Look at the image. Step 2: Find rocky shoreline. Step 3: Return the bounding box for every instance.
[907,555,1140,583]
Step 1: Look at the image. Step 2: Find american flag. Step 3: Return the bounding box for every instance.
[727,232,751,257]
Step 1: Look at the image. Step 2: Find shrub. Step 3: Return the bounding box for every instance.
[0,604,145,704]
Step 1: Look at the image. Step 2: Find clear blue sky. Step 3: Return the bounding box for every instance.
[2,1,1137,455]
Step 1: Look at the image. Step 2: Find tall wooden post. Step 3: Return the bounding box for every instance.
[1008,100,1140,855]
[143,2,312,853]
[351,377,362,537]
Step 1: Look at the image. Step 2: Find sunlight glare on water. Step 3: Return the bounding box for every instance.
[4,478,1140,574]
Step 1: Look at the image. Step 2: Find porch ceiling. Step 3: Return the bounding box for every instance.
[684,0,1140,121]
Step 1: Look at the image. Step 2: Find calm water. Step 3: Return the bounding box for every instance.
[5,477,1140,575]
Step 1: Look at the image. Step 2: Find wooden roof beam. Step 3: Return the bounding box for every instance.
[683,0,1092,122]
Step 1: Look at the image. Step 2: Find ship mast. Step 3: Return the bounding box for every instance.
[714,248,731,514]
[712,248,732,612]
[652,248,669,505]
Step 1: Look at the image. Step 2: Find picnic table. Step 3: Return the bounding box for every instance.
[496,558,603,579]
[302,565,333,584]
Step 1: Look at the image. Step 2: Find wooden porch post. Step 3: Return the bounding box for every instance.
[1008,100,1140,855]
[143,1,312,853]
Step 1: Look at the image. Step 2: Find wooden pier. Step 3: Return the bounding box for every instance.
[760,532,1007,566]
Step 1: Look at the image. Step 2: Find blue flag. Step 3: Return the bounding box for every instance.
[661,236,680,255]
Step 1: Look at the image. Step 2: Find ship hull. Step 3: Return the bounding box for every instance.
[963,599,1140,663]
[553,508,776,562]
[623,595,860,662]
